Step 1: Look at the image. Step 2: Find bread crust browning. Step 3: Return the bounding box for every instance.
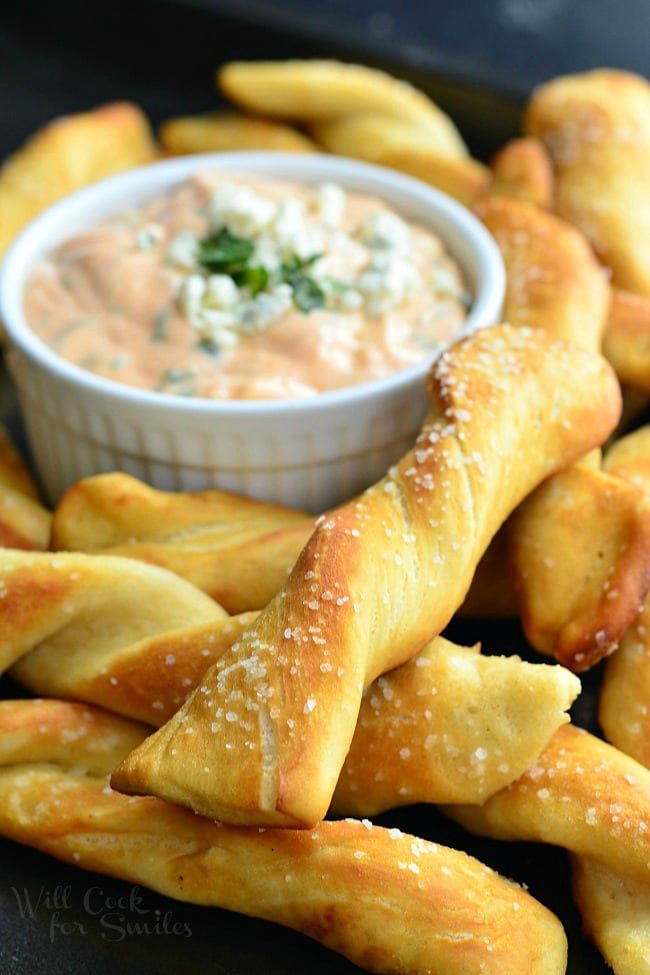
[444,723,650,887]
[110,323,621,828]
[0,699,568,975]
[524,68,650,295]
[51,473,314,614]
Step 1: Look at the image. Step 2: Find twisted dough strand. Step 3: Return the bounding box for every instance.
[111,323,621,827]
[0,699,568,975]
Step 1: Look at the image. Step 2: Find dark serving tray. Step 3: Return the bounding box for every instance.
[2,2,645,971]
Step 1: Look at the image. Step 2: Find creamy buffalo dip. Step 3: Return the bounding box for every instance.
[24,171,470,400]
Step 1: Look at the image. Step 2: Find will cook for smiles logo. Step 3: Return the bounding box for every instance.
[10,883,193,943]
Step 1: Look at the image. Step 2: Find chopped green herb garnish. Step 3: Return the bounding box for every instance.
[235,265,270,296]
[279,253,326,313]
[197,229,326,314]
[197,228,255,276]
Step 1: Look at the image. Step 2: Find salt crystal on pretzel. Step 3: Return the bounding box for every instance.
[509,453,650,670]
[7,594,579,805]
[474,195,650,670]
[110,323,621,828]
[524,68,650,296]
[0,698,570,975]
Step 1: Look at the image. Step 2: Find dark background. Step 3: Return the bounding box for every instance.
[3,0,650,162]
[1,2,648,973]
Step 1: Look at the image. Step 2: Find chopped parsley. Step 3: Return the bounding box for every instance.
[196,228,325,312]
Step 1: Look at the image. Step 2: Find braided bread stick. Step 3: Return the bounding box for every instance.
[473,195,650,669]
[110,323,622,828]
[461,193,611,622]
[508,453,650,670]
[7,593,579,806]
[442,723,650,887]
[442,723,650,971]
[0,699,568,975]
[523,68,650,296]
[0,548,227,674]
[51,472,314,613]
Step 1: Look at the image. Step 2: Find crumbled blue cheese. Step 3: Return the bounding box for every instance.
[168,180,431,347]
[357,253,421,316]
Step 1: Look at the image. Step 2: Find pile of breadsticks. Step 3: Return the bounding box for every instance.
[2,60,650,975]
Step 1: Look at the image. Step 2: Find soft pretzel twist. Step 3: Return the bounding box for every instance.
[523,68,650,296]
[0,699,568,975]
[110,323,621,828]
[0,548,227,675]
[442,723,650,887]
[50,472,315,614]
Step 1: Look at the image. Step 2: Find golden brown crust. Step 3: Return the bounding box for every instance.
[110,323,621,828]
[475,194,610,348]
[0,102,158,259]
[486,137,555,209]
[0,699,568,975]
[603,289,650,394]
[524,68,650,295]
[331,638,580,814]
[51,473,314,613]
[0,424,51,550]
[159,110,318,155]
[217,60,469,151]
[571,855,650,975]
[0,548,227,675]
[444,723,650,887]
[508,457,650,670]
[3,563,578,806]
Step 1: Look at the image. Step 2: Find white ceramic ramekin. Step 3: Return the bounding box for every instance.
[0,152,505,512]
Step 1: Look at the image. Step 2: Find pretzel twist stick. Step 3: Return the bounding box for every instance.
[571,855,650,975]
[442,724,650,887]
[0,102,157,260]
[330,639,580,813]
[508,457,650,670]
[217,60,469,155]
[307,114,490,206]
[475,195,610,348]
[0,701,568,975]
[111,323,622,828]
[9,605,579,805]
[0,549,227,674]
[158,110,318,156]
[475,195,650,668]
[50,472,315,614]
[523,68,650,296]
[461,195,617,633]
[0,424,51,550]
[599,426,650,765]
